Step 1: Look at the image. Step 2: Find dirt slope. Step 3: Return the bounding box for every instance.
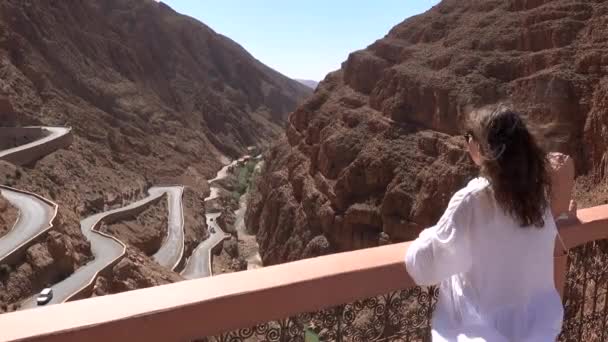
[0,0,309,309]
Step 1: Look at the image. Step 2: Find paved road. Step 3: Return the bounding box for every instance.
[204,160,239,202]
[207,156,250,186]
[180,212,228,279]
[0,127,70,160]
[206,187,220,202]
[181,157,253,279]
[0,128,186,308]
[233,192,263,270]
[0,189,54,260]
[208,158,242,184]
[21,185,186,309]
[20,193,166,309]
[0,127,71,261]
[150,186,184,270]
[234,159,264,269]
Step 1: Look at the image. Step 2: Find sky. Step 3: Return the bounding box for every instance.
[159,1,439,81]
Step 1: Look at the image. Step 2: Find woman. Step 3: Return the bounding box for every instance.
[405,106,564,341]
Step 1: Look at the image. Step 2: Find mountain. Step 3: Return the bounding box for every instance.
[0,0,310,309]
[246,0,608,265]
[295,79,319,90]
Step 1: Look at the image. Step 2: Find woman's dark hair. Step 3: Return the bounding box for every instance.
[466,105,551,228]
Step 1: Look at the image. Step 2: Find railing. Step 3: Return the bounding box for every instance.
[557,205,608,342]
[560,240,608,342]
[1,205,608,342]
[200,286,438,342]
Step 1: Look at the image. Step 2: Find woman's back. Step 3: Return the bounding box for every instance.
[405,106,564,341]
[406,178,563,341]
[461,178,562,340]
[468,178,556,309]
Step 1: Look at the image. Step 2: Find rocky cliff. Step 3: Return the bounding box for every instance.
[246,0,608,265]
[0,162,91,312]
[95,188,206,296]
[0,194,18,238]
[93,249,183,297]
[0,0,309,308]
[101,198,170,256]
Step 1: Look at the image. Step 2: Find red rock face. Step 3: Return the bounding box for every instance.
[247,0,608,265]
[0,0,309,307]
[0,195,18,238]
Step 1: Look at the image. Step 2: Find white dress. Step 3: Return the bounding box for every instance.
[405,178,564,341]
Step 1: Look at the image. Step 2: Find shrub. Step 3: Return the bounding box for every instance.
[0,264,11,279]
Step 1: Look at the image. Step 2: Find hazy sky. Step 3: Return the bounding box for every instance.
[160,1,438,81]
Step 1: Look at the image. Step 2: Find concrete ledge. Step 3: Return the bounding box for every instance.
[0,127,73,166]
[0,242,414,342]
[208,233,230,276]
[0,127,46,150]
[558,204,608,249]
[1,203,607,342]
[64,194,166,302]
[548,152,575,217]
[166,186,185,272]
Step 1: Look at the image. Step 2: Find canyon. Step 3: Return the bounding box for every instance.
[246,0,608,265]
[0,0,309,311]
[3,0,608,317]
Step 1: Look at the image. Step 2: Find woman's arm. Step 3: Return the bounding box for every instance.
[404,188,474,286]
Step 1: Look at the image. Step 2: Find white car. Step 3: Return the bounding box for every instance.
[36,288,53,306]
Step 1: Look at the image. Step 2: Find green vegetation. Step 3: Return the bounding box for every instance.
[0,264,12,280]
[305,328,320,342]
[231,159,259,201]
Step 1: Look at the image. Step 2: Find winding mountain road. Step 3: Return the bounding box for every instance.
[20,186,184,308]
[0,127,71,264]
[0,127,71,165]
[0,188,55,260]
[1,126,252,307]
[181,212,228,279]
[180,157,251,279]
[150,186,185,270]
[233,161,264,270]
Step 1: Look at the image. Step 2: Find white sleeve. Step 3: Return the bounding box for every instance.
[404,188,474,286]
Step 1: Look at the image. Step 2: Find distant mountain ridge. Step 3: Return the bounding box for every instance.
[0,0,311,309]
[295,79,319,90]
[246,0,608,266]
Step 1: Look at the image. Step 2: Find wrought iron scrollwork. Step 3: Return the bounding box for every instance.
[560,240,608,342]
[196,286,438,342]
[196,239,608,341]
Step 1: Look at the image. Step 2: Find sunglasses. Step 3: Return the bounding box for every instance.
[463,132,473,143]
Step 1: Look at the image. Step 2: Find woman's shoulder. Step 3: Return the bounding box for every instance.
[445,177,490,213]
[466,177,490,193]
[455,177,490,200]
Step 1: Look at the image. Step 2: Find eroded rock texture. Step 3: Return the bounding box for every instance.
[247,0,608,265]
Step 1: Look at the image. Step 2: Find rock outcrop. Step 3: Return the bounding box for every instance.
[2,218,91,312]
[0,0,309,308]
[94,188,207,295]
[1,157,92,313]
[101,198,169,256]
[182,188,208,262]
[212,236,248,275]
[93,249,183,297]
[247,0,608,265]
[0,194,18,238]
